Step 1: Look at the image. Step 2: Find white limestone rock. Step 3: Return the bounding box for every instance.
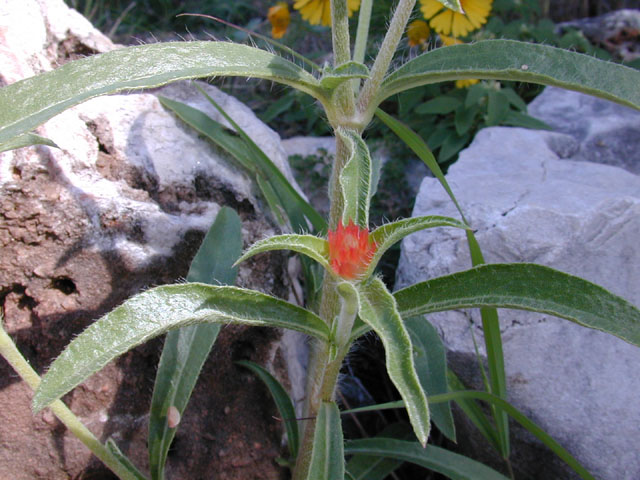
[397,123,640,479]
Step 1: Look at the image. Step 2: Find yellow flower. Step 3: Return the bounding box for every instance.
[421,0,493,37]
[407,19,430,47]
[293,0,361,27]
[440,35,479,88]
[268,2,291,39]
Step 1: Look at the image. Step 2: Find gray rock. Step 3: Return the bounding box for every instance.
[529,86,640,174]
[397,121,640,477]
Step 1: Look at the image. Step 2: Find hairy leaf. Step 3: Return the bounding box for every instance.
[33,284,329,412]
[0,41,324,146]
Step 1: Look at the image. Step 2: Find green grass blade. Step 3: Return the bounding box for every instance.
[307,402,344,480]
[405,317,456,442]
[0,41,325,146]
[236,360,300,459]
[346,423,411,480]
[33,284,329,413]
[395,263,640,347]
[377,40,640,111]
[0,132,58,152]
[446,370,501,453]
[343,389,596,480]
[148,207,241,480]
[358,278,430,446]
[344,438,510,480]
[106,439,149,480]
[196,86,327,234]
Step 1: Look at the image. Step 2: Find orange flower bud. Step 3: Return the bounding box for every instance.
[328,220,377,280]
[268,2,291,39]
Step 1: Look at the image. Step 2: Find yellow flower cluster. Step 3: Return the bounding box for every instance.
[421,0,493,37]
[267,0,362,38]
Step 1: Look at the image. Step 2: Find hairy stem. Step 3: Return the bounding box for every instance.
[357,0,416,120]
[0,324,142,480]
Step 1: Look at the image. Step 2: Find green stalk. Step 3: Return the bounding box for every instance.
[352,0,374,93]
[357,0,416,121]
[0,324,142,480]
[330,0,356,119]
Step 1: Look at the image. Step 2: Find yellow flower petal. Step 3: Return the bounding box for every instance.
[293,0,361,26]
[267,3,290,39]
[421,0,493,36]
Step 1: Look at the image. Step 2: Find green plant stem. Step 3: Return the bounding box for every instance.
[0,325,140,480]
[330,0,356,120]
[292,123,356,480]
[352,0,374,93]
[357,0,416,122]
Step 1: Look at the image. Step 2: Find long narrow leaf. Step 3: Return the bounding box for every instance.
[375,108,510,456]
[338,128,373,228]
[236,360,300,459]
[0,41,325,147]
[0,132,58,153]
[343,390,596,480]
[395,263,640,347]
[148,207,241,480]
[345,438,510,480]
[196,86,327,233]
[307,402,344,480]
[365,216,469,278]
[376,40,640,112]
[33,284,329,413]
[236,234,329,271]
[406,317,456,442]
[358,277,430,446]
[446,370,501,453]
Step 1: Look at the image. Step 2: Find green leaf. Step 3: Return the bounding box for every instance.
[0,132,58,153]
[376,40,640,112]
[307,402,344,480]
[364,216,469,280]
[395,263,640,347]
[446,370,501,453]
[195,86,327,233]
[159,92,326,234]
[486,90,510,126]
[358,277,430,446]
[236,360,299,459]
[148,207,241,480]
[344,438,510,480]
[503,110,552,130]
[320,61,369,89]
[415,96,462,115]
[374,108,510,456]
[346,423,411,480]
[236,234,329,271]
[406,317,456,442]
[454,104,479,135]
[0,41,325,147]
[33,283,329,413]
[106,439,149,480]
[338,128,373,228]
[343,389,596,480]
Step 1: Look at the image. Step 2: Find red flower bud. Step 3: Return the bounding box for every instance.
[328,220,377,280]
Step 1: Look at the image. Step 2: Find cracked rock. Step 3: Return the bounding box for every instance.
[396,89,640,479]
